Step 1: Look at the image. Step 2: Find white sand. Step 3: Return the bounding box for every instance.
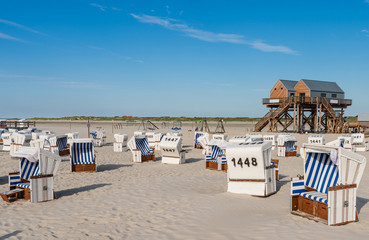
[1,122,369,239]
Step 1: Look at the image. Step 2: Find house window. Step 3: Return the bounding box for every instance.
[275,88,276,90]
[281,87,283,90]
[332,94,337,98]
[290,93,295,97]
[321,93,326,97]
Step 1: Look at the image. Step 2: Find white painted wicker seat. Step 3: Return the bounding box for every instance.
[290,144,367,225]
[113,133,128,152]
[226,141,276,196]
[128,136,155,163]
[159,135,186,164]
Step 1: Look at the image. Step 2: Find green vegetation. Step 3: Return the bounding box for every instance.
[28,116,260,122]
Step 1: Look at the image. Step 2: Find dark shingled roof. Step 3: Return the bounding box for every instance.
[279,79,298,91]
[301,79,344,94]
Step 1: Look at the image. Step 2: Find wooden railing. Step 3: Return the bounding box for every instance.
[263,97,352,106]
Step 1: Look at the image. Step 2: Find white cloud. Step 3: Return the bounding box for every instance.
[90,3,107,12]
[0,19,45,36]
[131,14,297,55]
[361,29,368,33]
[0,73,105,89]
[88,45,104,50]
[0,32,26,42]
[166,5,171,15]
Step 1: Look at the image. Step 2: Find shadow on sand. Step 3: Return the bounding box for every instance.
[357,196,369,214]
[0,230,22,239]
[98,164,132,172]
[56,183,111,198]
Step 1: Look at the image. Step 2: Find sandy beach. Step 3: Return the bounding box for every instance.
[1,121,369,239]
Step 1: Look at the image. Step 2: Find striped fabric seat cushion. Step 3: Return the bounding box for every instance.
[300,191,328,204]
[135,138,152,156]
[20,158,40,181]
[56,136,68,151]
[71,142,94,165]
[211,145,223,160]
[305,152,339,194]
[16,182,30,189]
[220,156,227,164]
[9,175,23,187]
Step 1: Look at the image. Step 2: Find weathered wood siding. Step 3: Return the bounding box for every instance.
[295,81,310,97]
[270,80,288,98]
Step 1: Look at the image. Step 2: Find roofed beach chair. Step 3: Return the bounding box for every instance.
[10,133,26,156]
[277,134,297,157]
[229,136,249,144]
[197,133,210,155]
[128,136,155,163]
[194,131,206,149]
[49,135,69,156]
[351,133,368,152]
[263,134,278,150]
[2,132,12,151]
[226,141,277,196]
[212,133,228,141]
[146,132,162,150]
[308,135,325,145]
[90,130,106,147]
[205,139,228,172]
[1,149,61,203]
[290,144,366,225]
[70,139,96,172]
[66,132,79,147]
[159,135,186,164]
[113,133,128,152]
[338,135,355,151]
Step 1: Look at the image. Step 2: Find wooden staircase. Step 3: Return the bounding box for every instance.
[254,98,292,132]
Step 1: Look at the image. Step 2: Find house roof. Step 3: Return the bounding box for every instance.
[301,79,344,94]
[279,79,298,91]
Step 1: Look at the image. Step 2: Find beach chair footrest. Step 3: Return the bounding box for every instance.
[0,188,25,203]
[206,161,227,172]
[141,155,155,162]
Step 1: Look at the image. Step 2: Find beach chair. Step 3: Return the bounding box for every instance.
[263,134,278,150]
[2,132,12,151]
[197,133,210,155]
[1,150,61,203]
[54,135,69,156]
[0,128,6,144]
[113,133,128,152]
[212,134,228,141]
[229,136,249,144]
[205,140,227,172]
[159,135,186,164]
[134,131,146,136]
[308,135,325,145]
[351,133,368,152]
[10,133,26,156]
[146,132,162,150]
[290,144,366,225]
[128,136,155,163]
[194,131,206,149]
[277,134,297,157]
[338,135,355,151]
[90,130,106,147]
[70,139,96,172]
[66,132,79,147]
[226,141,277,196]
[30,139,46,149]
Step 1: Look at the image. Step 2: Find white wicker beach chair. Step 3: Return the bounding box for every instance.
[128,136,155,163]
[113,133,128,152]
[226,141,277,196]
[277,134,297,157]
[290,144,366,225]
[159,135,186,164]
[90,130,106,147]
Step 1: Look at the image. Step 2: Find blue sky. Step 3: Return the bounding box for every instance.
[1,0,369,118]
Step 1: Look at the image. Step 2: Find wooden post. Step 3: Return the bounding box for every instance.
[70,119,72,130]
[87,117,90,138]
[112,120,114,134]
